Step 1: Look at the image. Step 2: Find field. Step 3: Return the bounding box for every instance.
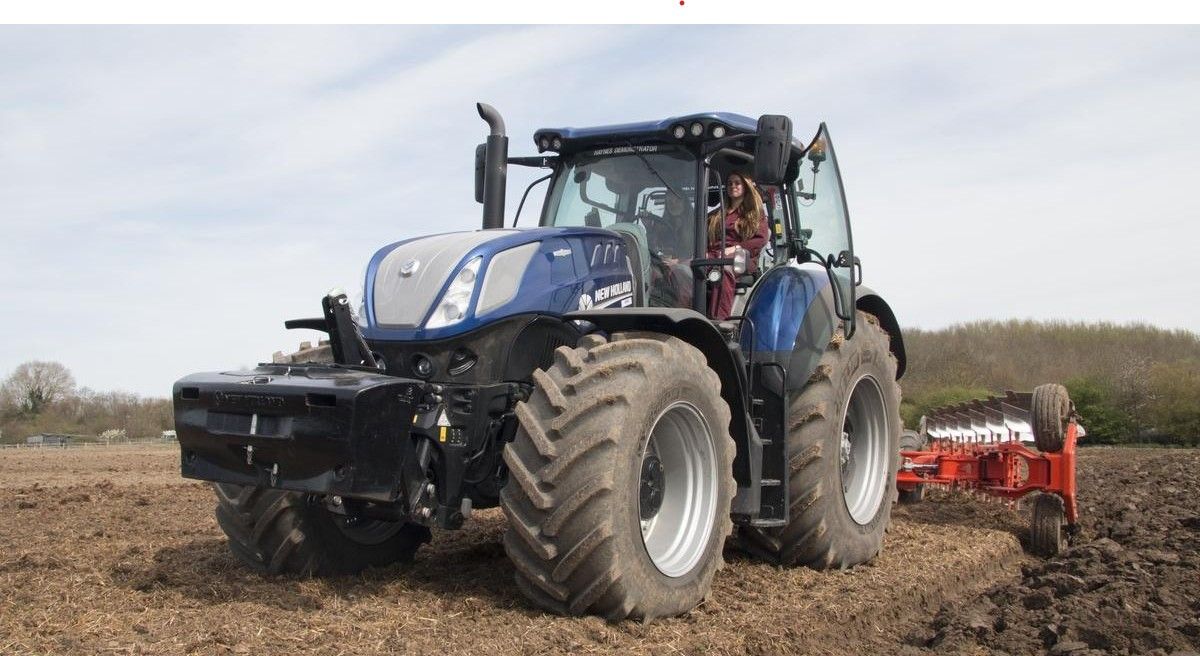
[1,446,1197,655]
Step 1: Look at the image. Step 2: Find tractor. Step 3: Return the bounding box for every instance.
[173,104,907,620]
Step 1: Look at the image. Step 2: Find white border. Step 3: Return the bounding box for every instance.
[6,0,1200,25]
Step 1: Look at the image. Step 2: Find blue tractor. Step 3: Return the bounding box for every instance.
[173,104,906,620]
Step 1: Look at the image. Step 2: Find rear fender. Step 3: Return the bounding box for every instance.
[855,288,906,378]
[742,263,837,391]
[742,264,905,384]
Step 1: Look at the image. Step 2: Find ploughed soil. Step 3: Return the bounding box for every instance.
[906,448,1200,656]
[0,446,1195,655]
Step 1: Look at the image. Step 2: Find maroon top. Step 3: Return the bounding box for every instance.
[707,207,770,319]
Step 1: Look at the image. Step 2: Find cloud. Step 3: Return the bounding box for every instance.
[1,26,1197,396]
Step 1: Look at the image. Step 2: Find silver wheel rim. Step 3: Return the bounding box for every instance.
[638,401,718,578]
[840,375,889,525]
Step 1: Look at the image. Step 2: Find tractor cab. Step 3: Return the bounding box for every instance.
[515,113,859,330]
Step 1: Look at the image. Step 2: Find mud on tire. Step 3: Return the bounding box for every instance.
[740,312,902,568]
[213,483,430,576]
[501,332,735,620]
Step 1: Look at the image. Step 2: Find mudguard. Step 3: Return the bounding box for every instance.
[742,263,905,384]
[564,308,760,497]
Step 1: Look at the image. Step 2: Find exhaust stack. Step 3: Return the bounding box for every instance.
[477,103,508,230]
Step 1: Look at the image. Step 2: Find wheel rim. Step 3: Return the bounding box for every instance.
[840,375,890,525]
[638,401,718,578]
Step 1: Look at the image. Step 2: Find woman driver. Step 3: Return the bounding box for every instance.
[706,172,769,320]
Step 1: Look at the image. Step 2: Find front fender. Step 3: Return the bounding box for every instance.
[563,308,755,490]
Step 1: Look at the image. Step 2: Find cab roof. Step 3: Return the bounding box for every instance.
[533,112,807,155]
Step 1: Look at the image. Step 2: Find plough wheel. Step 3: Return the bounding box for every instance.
[897,430,926,504]
[1031,383,1071,453]
[1029,493,1067,557]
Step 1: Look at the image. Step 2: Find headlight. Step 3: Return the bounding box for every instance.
[424,256,483,329]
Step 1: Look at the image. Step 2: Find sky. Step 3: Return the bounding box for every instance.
[2,25,1198,397]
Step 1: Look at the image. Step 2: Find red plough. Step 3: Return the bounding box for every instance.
[896,384,1082,556]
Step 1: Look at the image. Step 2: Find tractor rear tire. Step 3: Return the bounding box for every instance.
[740,312,901,568]
[213,483,430,576]
[897,430,926,504]
[1032,383,1071,453]
[1029,492,1067,557]
[501,332,735,620]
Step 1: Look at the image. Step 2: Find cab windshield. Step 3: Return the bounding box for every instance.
[542,146,698,308]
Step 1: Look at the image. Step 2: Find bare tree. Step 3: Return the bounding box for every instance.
[2,361,76,416]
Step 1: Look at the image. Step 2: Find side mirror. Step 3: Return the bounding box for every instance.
[474,143,487,204]
[753,114,793,185]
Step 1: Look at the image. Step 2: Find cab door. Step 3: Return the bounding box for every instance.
[792,123,857,336]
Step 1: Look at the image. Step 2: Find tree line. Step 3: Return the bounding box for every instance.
[0,361,173,443]
[900,320,1200,446]
[3,319,1198,446]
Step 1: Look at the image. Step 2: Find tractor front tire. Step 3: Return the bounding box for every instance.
[501,332,735,620]
[213,483,430,576]
[740,312,901,568]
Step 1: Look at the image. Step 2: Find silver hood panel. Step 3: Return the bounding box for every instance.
[373,230,514,328]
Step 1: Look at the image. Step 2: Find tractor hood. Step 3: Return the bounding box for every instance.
[362,226,637,341]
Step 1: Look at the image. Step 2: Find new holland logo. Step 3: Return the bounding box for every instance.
[578,280,633,310]
[594,280,632,303]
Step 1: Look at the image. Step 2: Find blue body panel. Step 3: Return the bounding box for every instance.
[741,262,831,357]
[362,227,633,342]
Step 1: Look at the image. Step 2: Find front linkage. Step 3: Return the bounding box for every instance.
[175,291,523,530]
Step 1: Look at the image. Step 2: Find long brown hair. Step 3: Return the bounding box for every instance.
[707,172,763,244]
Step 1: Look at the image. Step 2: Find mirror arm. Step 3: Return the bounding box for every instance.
[508,155,557,168]
[700,134,747,155]
[513,173,553,227]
